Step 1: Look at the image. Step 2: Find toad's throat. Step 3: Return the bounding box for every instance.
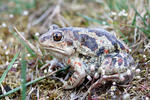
[43,46,70,56]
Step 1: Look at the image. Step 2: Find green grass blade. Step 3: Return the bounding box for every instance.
[0,71,57,98]
[0,52,20,84]
[77,13,110,26]
[0,77,43,98]
[135,26,150,38]
[131,5,148,27]
[11,31,37,57]
[145,6,150,17]
[105,0,128,11]
[21,51,27,100]
[105,0,114,11]
[132,13,136,26]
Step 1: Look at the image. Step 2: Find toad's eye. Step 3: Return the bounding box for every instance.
[53,32,63,41]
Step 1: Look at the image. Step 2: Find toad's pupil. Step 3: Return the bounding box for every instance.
[53,32,62,41]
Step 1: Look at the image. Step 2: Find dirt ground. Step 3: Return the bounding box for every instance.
[0,0,150,100]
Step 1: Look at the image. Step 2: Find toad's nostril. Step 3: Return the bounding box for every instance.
[39,34,51,44]
[38,36,45,44]
[66,39,73,46]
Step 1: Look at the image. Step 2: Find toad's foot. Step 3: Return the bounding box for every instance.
[40,58,65,72]
[82,71,133,100]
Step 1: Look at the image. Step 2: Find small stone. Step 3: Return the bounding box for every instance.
[129,49,132,52]
[118,9,128,17]
[6,61,9,65]
[44,69,47,73]
[27,53,31,57]
[110,85,117,91]
[5,51,10,55]
[145,15,149,19]
[87,75,92,81]
[2,22,7,27]
[132,86,136,89]
[136,76,141,79]
[112,82,116,85]
[119,75,125,81]
[131,67,136,71]
[3,46,7,50]
[9,14,14,18]
[111,12,117,16]
[90,64,95,72]
[0,39,3,43]
[145,97,149,100]
[110,92,114,96]
[13,64,18,68]
[135,69,141,74]
[35,32,40,37]
[22,10,29,16]
[102,21,106,25]
[132,97,137,100]
[112,95,117,99]
[123,93,130,100]
[126,69,132,75]
[94,72,99,79]
[143,55,146,58]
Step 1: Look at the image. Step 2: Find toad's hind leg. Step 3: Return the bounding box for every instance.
[82,52,135,99]
[63,58,86,89]
[99,52,135,84]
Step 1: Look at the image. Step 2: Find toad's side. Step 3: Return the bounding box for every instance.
[39,25,136,90]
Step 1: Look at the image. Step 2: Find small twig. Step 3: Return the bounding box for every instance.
[42,4,60,27]
[40,62,51,70]
[37,87,40,100]
[27,88,36,100]
[31,6,54,26]
[0,64,7,70]
[144,40,150,53]
[130,38,145,48]
[144,60,150,65]
[13,26,43,57]
[134,27,137,43]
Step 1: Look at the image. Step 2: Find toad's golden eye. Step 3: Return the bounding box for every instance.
[53,32,63,41]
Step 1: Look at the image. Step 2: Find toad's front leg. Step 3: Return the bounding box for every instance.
[63,58,86,89]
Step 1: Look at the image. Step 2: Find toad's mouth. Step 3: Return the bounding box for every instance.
[43,46,70,56]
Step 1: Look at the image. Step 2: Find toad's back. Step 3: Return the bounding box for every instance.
[59,27,129,57]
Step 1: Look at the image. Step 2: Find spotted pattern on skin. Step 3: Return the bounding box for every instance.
[70,28,127,56]
[72,30,80,40]
[88,29,125,50]
[67,59,71,64]
[97,46,105,56]
[118,58,123,66]
[72,30,98,51]
[74,62,82,67]
[80,34,98,51]
[124,57,127,66]
[112,58,117,66]
[104,49,109,54]
[65,39,73,46]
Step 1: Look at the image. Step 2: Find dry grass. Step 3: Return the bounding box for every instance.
[0,0,150,100]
